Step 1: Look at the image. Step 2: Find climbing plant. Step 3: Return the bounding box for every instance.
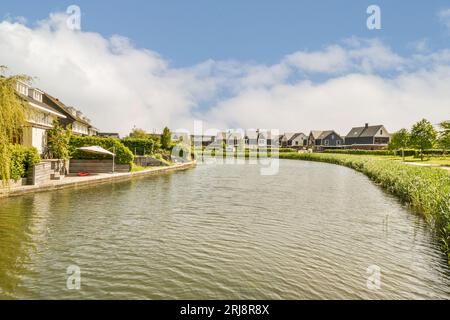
[47,121,71,159]
[0,66,32,185]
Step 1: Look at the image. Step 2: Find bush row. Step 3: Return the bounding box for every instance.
[324,149,449,157]
[279,152,450,264]
[121,138,158,156]
[9,144,41,181]
[323,149,396,156]
[69,136,134,165]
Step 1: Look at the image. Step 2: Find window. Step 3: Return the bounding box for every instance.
[33,91,43,102]
[337,140,341,145]
[16,82,28,96]
[380,130,383,135]
[324,140,329,145]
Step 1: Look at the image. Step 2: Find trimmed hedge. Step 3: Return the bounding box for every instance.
[324,149,448,157]
[69,136,134,165]
[10,145,41,181]
[323,149,421,156]
[324,149,395,156]
[121,138,156,156]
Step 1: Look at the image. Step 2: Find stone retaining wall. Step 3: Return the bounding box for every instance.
[28,160,69,185]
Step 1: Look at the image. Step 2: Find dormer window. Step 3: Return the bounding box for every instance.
[16,82,29,96]
[33,90,43,102]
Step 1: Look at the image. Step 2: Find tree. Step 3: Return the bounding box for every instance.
[0,66,31,185]
[161,127,172,150]
[410,119,437,161]
[129,128,149,139]
[440,120,450,133]
[438,121,450,156]
[389,128,410,160]
[47,121,71,159]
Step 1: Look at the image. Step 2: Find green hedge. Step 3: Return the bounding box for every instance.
[10,145,41,181]
[324,149,395,156]
[324,149,448,157]
[121,138,156,156]
[69,136,134,164]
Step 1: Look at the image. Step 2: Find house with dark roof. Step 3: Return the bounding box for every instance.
[43,93,98,136]
[308,130,344,147]
[344,123,390,146]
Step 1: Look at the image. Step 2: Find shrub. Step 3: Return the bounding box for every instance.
[161,127,172,150]
[69,136,134,165]
[47,120,70,159]
[121,138,156,156]
[9,144,40,181]
[323,149,395,156]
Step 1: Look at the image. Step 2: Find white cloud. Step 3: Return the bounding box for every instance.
[439,8,450,30]
[0,13,449,136]
[284,45,349,74]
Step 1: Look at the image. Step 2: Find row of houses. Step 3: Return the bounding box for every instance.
[188,124,391,150]
[14,80,113,156]
[305,124,390,149]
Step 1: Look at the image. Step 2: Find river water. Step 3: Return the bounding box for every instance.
[0,159,449,299]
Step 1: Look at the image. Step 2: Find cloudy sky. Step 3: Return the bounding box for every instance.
[1,1,450,136]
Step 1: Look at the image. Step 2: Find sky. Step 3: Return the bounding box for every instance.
[1,1,450,136]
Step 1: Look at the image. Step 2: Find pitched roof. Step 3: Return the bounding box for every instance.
[288,132,306,142]
[309,131,323,139]
[317,130,339,140]
[346,125,384,138]
[44,93,92,126]
[18,93,66,118]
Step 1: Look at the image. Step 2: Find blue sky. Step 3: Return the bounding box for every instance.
[1,1,450,134]
[2,0,450,67]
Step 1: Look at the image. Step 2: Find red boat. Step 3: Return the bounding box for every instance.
[77,172,90,177]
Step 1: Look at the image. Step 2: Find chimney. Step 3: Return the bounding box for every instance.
[365,123,369,128]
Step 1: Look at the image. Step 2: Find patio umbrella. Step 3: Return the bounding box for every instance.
[76,146,116,173]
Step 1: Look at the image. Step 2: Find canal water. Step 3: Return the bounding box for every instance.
[0,159,449,299]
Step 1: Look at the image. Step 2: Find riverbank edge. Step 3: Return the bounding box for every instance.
[0,161,196,199]
[279,152,450,264]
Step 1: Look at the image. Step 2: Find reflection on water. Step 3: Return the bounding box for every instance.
[0,160,449,299]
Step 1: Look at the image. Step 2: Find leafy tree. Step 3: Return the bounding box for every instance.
[47,120,71,159]
[410,119,438,161]
[0,66,32,185]
[129,128,149,139]
[440,120,450,133]
[388,128,410,160]
[438,121,450,156]
[161,127,172,150]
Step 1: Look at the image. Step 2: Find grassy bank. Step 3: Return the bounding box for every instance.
[280,152,450,263]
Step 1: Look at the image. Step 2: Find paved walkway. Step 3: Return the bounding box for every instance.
[0,161,195,199]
